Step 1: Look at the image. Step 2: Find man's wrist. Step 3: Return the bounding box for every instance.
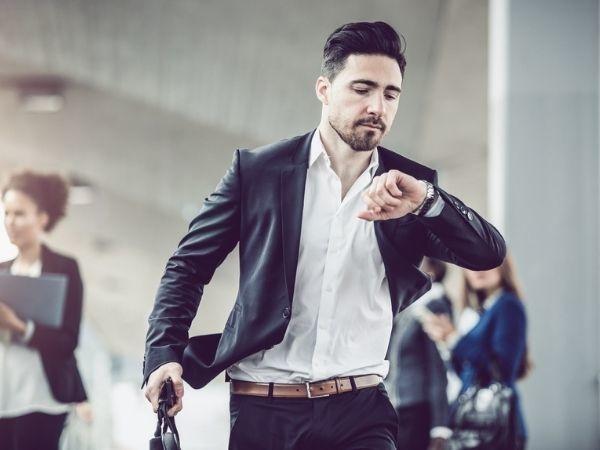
[412,181,428,214]
[413,180,437,216]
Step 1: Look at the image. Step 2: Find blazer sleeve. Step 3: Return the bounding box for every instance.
[418,173,506,270]
[27,258,84,359]
[143,150,242,383]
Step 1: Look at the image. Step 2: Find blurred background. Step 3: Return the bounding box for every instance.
[0,0,597,449]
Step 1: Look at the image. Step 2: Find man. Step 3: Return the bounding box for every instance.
[385,257,453,450]
[143,21,505,450]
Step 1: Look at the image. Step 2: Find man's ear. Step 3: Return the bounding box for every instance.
[315,76,330,106]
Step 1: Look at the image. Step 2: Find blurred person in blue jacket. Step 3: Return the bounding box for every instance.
[422,255,530,450]
[0,170,87,450]
[385,257,452,450]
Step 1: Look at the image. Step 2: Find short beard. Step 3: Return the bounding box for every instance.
[329,118,385,152]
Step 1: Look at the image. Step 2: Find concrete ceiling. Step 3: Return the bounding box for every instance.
[0,0,488,357]
[0,0,445,151]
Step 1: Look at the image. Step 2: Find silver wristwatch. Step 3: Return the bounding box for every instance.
[413,180,436,216]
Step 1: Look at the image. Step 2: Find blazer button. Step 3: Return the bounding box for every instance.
[282,307,291,319]
[467,211,474,220]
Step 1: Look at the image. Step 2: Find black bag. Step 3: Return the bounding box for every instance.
[448,360,517,450]
[149,378,182,450]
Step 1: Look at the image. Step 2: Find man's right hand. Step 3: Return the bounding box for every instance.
[144,362,184,417]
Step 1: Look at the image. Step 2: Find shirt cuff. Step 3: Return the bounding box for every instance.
[18,320,35,344]
[423,194,445,217]
[430,426,453,439]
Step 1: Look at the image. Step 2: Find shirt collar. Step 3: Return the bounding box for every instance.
[310,129,379,176]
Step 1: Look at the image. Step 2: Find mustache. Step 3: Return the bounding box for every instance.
[355,117,386,130]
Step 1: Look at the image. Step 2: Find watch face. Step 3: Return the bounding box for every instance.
[427,183,435,199]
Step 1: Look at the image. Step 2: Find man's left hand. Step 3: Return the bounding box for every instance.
[358,170,427,221]
[0,302,26,335]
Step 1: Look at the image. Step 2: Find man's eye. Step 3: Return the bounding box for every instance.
[354,89,368,95]
[385,94,398,100]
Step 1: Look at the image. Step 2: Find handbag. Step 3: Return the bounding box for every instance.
[448,359,517,450]
[149,378,182,450]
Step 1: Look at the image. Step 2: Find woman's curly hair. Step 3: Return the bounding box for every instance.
[1,170,70,232]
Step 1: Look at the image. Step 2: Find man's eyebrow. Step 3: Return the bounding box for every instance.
[351,79,402,93]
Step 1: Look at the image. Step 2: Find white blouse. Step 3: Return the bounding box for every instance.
[0,260,70,418]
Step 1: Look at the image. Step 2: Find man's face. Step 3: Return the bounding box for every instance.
[321,54,403,152]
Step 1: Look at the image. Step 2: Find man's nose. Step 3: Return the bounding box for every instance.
[366,92,386,116]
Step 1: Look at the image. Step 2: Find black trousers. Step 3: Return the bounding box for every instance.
[0,412,68,450]
[228,383,398,450]
[395,402,431,450]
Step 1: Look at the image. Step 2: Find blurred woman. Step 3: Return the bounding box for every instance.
[422,256,530,450]
[0,170,87,450]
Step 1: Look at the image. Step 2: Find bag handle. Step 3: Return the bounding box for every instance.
[152,378,181,450]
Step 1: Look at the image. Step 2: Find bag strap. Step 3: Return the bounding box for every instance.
[153,379,181,449]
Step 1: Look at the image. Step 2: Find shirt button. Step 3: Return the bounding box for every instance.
[282,307,291,319]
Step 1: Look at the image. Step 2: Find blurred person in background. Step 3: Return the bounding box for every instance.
[0,170,88,450]
[422,255,530,450]
[143,21,506,450]
[385,257,452,450]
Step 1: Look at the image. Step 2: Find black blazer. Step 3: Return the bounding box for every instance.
[143,130,506,389]
[0,244,88,403]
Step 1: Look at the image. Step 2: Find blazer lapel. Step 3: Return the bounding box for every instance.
[280,131,312,304]
[40,244,53,274]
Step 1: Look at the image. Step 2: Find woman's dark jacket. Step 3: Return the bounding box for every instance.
[0,244,87,403]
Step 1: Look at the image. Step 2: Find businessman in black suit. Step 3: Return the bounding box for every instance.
[143,21,505,450]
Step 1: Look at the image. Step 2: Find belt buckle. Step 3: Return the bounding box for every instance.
[305,381,330,399]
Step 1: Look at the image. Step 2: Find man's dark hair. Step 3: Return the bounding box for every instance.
[2,170,69,232]
[321,21,407,81]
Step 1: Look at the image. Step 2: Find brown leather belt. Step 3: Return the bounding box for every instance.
[230,374,382,398]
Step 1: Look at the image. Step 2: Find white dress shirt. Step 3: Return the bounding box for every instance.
[228,130,444,383]
[0,260,70,418]
[228,131,392,382]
